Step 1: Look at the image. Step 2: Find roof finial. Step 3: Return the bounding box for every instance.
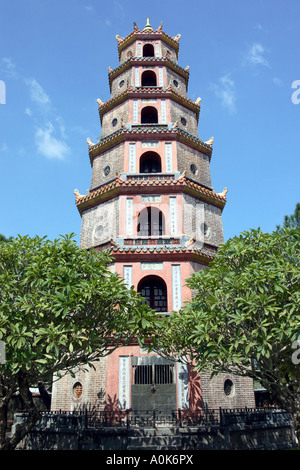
[143,17,153,31]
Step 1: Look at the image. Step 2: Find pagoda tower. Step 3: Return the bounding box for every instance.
[51,20,255,413]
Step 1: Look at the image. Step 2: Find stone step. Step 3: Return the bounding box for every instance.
[127,434,182,450]
[127,444,181,451]
[128,426,180,437]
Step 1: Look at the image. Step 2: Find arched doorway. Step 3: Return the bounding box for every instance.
[137,207,165,237]
[137,275,168,312]
[143,43,154,57]
[141,71,157,87]
[141,106,158,124]
[140,151,161,173]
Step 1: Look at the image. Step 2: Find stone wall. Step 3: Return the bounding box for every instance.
[91,143,125,189]
[176,142,212,188]
[200,371,256,409]
[182,194,224,246]
[14,410,298,450]
[50,359,107,412]
[80,197,120,249]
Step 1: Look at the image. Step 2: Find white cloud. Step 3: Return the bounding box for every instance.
[35,122,70,160]
[0,57,17,77]
[273,77,283,86]
[211,74,236,114]
[24,79,70,160]
[244,43,270,67]
[25,78,51,106]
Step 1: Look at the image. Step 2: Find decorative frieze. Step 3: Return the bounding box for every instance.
[171,264,182,311]
[169,196,178,235]
[141,262,163,270]
[129,143,136,172]
[123,265,133,288]
[126,197,134,235]
[118,356,130,409]
[165,142,173,172]
[142,195,161,203]
[141,141,159,148]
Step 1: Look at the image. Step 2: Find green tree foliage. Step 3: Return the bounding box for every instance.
[152,227,300,439]
[0,234,156,450]
[0,235,14,243]
[280,202,300,230]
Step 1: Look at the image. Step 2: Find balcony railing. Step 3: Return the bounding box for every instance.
[17,407,289,430]
[124,237,181,246]
[126,172,176,182]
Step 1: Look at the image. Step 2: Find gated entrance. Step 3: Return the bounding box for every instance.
[131,356,176,412]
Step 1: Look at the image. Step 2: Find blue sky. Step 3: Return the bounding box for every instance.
[0,0,299,245]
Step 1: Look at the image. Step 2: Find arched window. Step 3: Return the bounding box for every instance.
[138,276,168,312]
[143,43,154,57]
[140,151,161,173]
[141,106,158,124]
[137,207,165,236]
[141,70,157,87]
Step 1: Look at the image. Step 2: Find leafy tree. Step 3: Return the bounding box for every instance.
[0,235,14,243]
[279,202,300,230]
[0,234,156,450]
[152,228,300,440]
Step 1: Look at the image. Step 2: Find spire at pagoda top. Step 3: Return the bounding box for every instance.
[115,18,181,59]
[143,17,153,32]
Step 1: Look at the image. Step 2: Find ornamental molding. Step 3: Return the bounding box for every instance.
[115,29,180,60]
[97,85,199,123]
[74,173,226,215]
[87,126,212,164]
[108,57,188,90]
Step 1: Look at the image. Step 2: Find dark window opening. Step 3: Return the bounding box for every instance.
[140,151,161,173]
[141,71,157,87]
[133,364,174,384]
[138,276,168,312]
[224,379,234,396]
[137,207,165,236]
[133,365,152,384]
[141,106,158,124]
[143,44,155,57]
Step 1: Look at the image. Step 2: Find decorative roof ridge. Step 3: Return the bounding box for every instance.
[97,86,200,119]
[87,125,213,161]
[115,23,180,59]
[102,244,216,260]
[176,127,213,149]
[108,56,189,91]
[74,172,227,208]
[109,57,188,77]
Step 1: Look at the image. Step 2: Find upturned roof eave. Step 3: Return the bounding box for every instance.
[74,174,226,215]
[108,57,189,92]
[97,86,199,123]
[116,29,180,60]
[87,126,212,164]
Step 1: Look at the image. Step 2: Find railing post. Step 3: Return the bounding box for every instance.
[178,409,182,428]
[219,407,222,425]
[126,409,130,430]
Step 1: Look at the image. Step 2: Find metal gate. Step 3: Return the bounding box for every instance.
[131,356,176,412]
